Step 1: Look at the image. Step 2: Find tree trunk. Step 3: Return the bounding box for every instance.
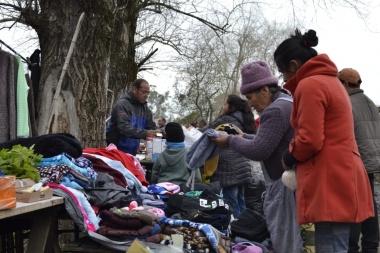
[31,0,139,147]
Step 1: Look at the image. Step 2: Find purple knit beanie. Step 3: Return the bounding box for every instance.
[240,61,278,95]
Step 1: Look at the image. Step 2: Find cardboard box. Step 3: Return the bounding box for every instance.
[0,176,16,210]
[15,177,54,203]
[15,187,53,203]
[15,178,35,188]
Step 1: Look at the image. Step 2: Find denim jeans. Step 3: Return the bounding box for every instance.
[222,184,246,218]
[348,173,379,253]
[315,222,350,253]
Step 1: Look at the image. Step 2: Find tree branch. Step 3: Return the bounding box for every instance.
[0,18,19,24]
[137,48,158,68]
[0,3,22,11]
[135,34,182,54]
[142,1,228,35]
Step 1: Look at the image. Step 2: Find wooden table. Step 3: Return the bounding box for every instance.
[0,197,64,253]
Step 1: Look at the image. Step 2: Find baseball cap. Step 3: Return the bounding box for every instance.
[338,68,362,85]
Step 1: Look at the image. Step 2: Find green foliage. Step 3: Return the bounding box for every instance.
[0,145,42,182]
[174,111,199,126]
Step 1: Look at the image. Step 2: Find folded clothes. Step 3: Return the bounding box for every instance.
[0,133,82,158]
[156,182,180,193]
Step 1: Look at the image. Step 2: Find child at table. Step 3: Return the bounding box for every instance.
[151,122,201,185]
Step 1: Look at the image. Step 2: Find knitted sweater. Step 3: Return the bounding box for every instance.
[227,92,294,180]
[151,147,201,185]
[208,111,252,188]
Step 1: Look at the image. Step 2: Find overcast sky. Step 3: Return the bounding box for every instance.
[143,0,380,105]
[1,1,379,105]
[284,1,380,105]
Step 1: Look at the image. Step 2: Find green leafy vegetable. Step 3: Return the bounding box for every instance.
[0,145,42,182]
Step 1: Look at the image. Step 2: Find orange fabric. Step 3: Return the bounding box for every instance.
[0,176,16,210]
[284,54,373,224]
[84,147,149,186]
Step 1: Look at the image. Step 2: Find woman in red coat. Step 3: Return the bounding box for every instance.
[274,29,374,252]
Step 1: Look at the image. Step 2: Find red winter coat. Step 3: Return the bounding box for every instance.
[284,54,374,224]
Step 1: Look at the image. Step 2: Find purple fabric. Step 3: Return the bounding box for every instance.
[98,224,153,236]
[240,61,278,95]
[232,243,263,253]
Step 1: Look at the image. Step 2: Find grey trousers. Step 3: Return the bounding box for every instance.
[262,164,303,253]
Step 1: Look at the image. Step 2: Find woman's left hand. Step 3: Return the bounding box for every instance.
[211,133,229,148]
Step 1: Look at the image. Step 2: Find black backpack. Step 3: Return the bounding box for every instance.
[165,189,233,230]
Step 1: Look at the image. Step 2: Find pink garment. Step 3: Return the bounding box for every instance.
[122,200,144,210]
[130,154,146,176]
[146,208,165,218]
[232,243,262,253]
[156,182,180,193]
[47,183,96,232]
[106,143,118,150]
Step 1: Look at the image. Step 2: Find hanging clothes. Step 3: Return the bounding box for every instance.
[16,55,30,137]
[28,49,41,108]
[0,49,17,142]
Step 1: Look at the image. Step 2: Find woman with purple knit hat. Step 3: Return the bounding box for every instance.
[212,61,303,253]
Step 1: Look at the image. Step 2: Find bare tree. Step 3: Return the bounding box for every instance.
[0,0,229,147]
[147,88,170,120]
[172,4,294,124]
[0,0,372,146]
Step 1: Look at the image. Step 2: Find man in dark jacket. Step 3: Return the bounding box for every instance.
[106,79,158,155]
[339,68,380,253]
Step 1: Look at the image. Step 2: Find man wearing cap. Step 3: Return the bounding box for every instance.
[338,68,380,253]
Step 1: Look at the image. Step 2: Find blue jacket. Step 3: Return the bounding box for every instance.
[106,92,156,155]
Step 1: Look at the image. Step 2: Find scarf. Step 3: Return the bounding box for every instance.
[165,142,185,149]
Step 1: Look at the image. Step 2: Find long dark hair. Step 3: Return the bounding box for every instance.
[223,94,255,134]
[274,29,318,72]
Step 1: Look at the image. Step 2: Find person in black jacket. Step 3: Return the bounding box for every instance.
[205,94,255,218]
